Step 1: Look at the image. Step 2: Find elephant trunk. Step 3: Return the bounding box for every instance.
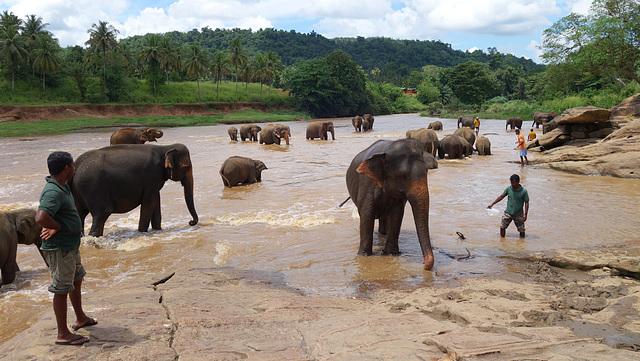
[330,128,335,140]
[181,170,199,226]
[283,131,290,145]
[406,179,434,270]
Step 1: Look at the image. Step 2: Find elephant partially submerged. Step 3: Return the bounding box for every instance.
[506,117,523,130]
[363,114,375,130]
[71,144,198,237]
[110,128,163,145]
[239,124,262,141]
[428,121,443,130]
[306,121,335,140]
[453,127,476,148]
[346,138,435,270]
[457,116,474,128]
[533,112,558,128]
[439,135,470,159]
[220,156,268,187]
[476,136,492,155]
[228,126,238,141]
[352,116,363,132]
[406,128,439,156]
[0,209,44,286]
[260,124,291,145]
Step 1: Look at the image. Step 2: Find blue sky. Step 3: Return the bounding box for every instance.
[0,0,595,63]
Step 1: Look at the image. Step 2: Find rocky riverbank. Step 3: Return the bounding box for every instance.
[2,244,639,360]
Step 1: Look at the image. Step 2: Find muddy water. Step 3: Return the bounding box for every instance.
[1,114,639,344]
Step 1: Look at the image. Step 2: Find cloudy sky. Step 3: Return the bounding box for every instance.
[0,0,594,63]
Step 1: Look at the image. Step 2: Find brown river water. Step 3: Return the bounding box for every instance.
[1,114,639,344]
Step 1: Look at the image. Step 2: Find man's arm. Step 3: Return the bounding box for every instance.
[487,194,506,209]
[35,209,61,240]
[523,201,529,222]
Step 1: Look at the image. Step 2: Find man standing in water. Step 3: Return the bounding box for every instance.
[487,174,530,238]
[35,151,96,346]
[474,117,480,136]
[515,129,528,166]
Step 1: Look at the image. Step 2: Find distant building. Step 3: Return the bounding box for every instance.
[401,88,417,95]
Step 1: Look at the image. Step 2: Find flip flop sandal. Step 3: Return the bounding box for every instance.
[55,335,90,346]
[72,318,98,331]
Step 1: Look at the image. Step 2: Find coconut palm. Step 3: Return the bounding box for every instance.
[0,26,29,91]
[0,11,22,32]
[85,20,119,96]
[239,60,253,91]
[139,34,162,92]
[226,38,247,92]
[22,15,51,75]
[159,36,178,83]
[264,51,281,97]
[254,54,269,101]
[31,35,61,93]
[184,43,209,103]
[210,51,228,101]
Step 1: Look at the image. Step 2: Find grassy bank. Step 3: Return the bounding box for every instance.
[0,109,309,138]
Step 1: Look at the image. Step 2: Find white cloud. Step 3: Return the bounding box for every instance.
[526,39,544,63]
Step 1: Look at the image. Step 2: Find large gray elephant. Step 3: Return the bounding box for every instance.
[352,116,363,132]
[457,116,474,128]
[453,126,476,148]
[406,128,439,156]
[532,112,558,128]
[363,114,375,130]
[228,126,238,141]
[0,208,43,286]
[220,156,268,187]
[260,124,291,145]
[475,136,492,155]
[110,128,163,145]
[438,135,469,159]
[427,121,443,130]
[240,124,262,141]
[346,138,435,270]
[506,117,523,130]
[306,121,335,140]
[71,144,198,237]
[362,119,372,131]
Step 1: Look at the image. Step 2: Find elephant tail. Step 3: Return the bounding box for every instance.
[338,197,351,208]
[219,169,231,187]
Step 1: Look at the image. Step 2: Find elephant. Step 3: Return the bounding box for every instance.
[228,126,238,141]
[406,128,439,157]
[70,143,198,237]
[453,126,476,148]
[457,116,474,128]
[438,135,470,159]
[220,156,268,187]
[475,136,492,156]
[532,112,558,128]
[239,124,262,141]
[306,121,335,140]
[427,121,443,130]
[110,128,163,145]
[346,138,435,270]
[363,114,375,130]
[260,124,291,145]
[0,208,43,286]
[352,116,363,132]
[362,119,371,131]
[506,116,523,130]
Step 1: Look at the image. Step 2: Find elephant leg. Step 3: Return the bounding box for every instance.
[383,202,405,255]
[378,217,388,235]
[89,212,111,237]
[151,194,162,230]
[139,193,161,232]
[1,246,18,285]
[357,205,376,256]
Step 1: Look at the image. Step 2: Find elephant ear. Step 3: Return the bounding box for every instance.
[15,212,39,245]
[356,153,386,187]
[164,148,178,179]
[140,129,151,142]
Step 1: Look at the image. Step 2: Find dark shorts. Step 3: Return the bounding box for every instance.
[500,212,525,232]
[43,249,86,294]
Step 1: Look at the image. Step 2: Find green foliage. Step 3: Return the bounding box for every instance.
[447,61,500,105]
[416,81,441,105]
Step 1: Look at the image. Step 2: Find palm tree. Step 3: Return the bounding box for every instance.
[210,51,228,101]
[264,51,281,97]
[254,54,269,101]
[22,15,51,76]
[159,36,177,83]
[85,20,119,96]
[31,35,61,93]
[239,60,253,91]
[0,11,22,32]
[226,38,247,92]
[371,67,381,82]
[0,26,29,91]
[184,44,209,102]
[139,34,162,92]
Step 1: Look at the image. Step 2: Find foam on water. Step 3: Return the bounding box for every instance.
[213,240,232,266]
[213,202,337,228]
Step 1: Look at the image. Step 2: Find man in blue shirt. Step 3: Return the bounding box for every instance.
[487,174,530,237]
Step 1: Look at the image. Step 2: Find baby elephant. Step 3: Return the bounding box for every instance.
[0,208,44,286]
[228,126,238,141]
[220,156,268,187]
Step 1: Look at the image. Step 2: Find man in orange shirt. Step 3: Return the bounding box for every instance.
[515,129,528,166]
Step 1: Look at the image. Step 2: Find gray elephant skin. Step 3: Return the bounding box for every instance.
[260,124,291,145]
[476,136,492,155]
[228,126,238,141]
[346,138,435,270]
[457,116,474,128]
[306,121,335,140]
[363,114,375,130]
[427,121,443,130]
[0,209,43,286]
[110,128,163,145]
[406,128,439,156]
[453,127,475,148]
[71,144,198,237]
[220,156,268,187]
[506,117,523,130]
[352,116,362,132]
[439,135,471,159]
[240,124,262,141]
[533,112,558,128]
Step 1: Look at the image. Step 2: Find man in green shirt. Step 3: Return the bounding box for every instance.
[487,174,530,238]
[35,151,96,346]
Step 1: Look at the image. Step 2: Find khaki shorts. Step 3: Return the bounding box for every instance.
[500,212,525,233]
[43,249,86,294]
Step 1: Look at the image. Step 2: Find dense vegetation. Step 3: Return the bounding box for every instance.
[0,0,638,122]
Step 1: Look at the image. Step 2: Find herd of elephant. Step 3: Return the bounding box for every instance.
[408,119,492,159]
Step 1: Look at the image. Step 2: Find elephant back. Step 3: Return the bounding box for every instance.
[453,127,476,147]
[476,136,491,155]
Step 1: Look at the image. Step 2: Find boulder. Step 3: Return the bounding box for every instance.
[555,106,611,125]
[536,128,570,150]
[609,92,640,128]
